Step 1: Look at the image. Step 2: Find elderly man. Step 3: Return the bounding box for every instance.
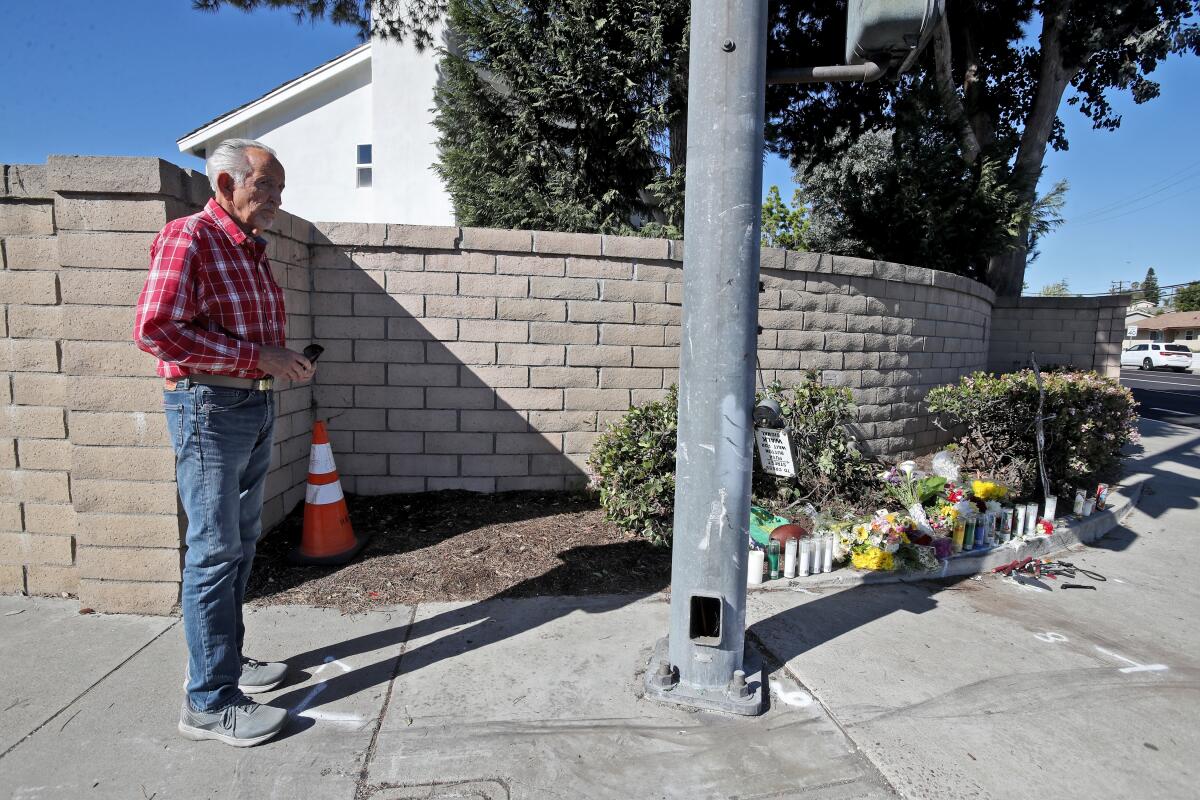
[134,139,313,747]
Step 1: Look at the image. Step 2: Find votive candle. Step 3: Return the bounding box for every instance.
[822,534,834,573]
[1024,502,1038,536]
[1043,495,1058,523]
[768,539,781,580]
[747,549,764,586]
[1082,498,1095,516]
[1014,504,1027,538]
[798,538,811,576]
[952,520,965,553]
[784,538,798,579]
[1073,489,1086,515]
[963,518,976,550]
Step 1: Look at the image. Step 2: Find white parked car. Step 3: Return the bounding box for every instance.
[1121,342,1194,372]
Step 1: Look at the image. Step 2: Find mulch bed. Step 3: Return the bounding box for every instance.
[246,490,672,614]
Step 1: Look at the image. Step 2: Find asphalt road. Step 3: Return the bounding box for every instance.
[1120,367,1200,428]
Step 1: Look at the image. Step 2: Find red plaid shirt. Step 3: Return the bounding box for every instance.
[134,199,287,380]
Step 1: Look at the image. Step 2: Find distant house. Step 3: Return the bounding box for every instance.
[1125,310,1200,347]
[177,33,453,226]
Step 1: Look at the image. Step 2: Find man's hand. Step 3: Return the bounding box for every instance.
[256,345,315,383]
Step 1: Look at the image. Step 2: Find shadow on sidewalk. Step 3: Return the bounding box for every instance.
[267,539,669,724]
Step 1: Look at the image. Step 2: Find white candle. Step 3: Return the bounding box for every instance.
[798,538,811,576]
[1043,495,1057,523]
[822,534,834,572]
[1073,489,1086,515]
[1082,498,1095,516]
[784,538,797,578]
[1024,503,1038,536]
[747,550,764,586]
[1015,504,1027,538]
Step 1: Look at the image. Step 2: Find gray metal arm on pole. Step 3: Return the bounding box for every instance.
[766,61,885,85]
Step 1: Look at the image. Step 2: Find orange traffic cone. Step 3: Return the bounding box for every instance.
[288,421,367,565]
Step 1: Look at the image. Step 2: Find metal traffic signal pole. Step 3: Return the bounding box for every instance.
[644,0,944,716]
[643,0,771,715]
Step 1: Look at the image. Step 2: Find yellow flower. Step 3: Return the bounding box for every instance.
[972,480,1009,501]
[851,548,895,571]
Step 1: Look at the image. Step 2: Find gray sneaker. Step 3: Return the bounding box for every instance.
[182,657,289,694]
[178,698,287,747]
[239,657,288,693]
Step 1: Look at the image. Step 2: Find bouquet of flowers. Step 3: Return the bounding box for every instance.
[845,510,910,571]
[971,480,1009,503]
[879,461,947,536]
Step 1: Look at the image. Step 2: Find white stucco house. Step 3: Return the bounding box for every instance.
[177,33,453,226]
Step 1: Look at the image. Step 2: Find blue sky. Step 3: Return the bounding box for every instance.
[2,0,1195,296]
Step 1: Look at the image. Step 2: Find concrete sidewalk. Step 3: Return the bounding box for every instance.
[1,418,1197,800]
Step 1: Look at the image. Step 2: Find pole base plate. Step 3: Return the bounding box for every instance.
[641,636,767,716]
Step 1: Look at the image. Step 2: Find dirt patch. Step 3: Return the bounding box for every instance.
[247,490,672,614]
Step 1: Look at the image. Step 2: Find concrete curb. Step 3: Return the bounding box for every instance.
[753,474,1149,592]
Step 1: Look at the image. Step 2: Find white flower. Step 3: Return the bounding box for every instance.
[898,460,917,476]
[985,500,1002,514]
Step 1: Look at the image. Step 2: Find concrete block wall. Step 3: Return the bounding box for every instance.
[1,155,1124,613]
[0,158,314,613]
[988,296,1130,378]
[306,234,995,471]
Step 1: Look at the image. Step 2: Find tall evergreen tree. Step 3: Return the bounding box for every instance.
[1142,267,1161,305]
[432,0,687,234]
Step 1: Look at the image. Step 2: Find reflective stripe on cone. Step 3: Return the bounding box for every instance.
[290,420,365,565]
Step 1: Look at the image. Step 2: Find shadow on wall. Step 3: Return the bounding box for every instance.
[300,229,600,499]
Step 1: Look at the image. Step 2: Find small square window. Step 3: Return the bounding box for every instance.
[356,167,373,188]
[357,144,372,165]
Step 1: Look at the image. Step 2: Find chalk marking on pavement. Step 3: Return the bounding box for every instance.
[293,656,356,719]
[774,689,813,707]
[1094,646,1168,674]
[1034,632,1068,643]
[299,709,367,725]
[313,655,354,676]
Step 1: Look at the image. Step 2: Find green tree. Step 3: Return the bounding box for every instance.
[433,0,687,234]
[1142,267,1161,305]
[1175,282,1200,312]
[193,1,446,48]
[795,108,1067,281]
[1040,279,1071,296]
[767,1,1200,296]
[760,185,808,251]
[195,0,689,235]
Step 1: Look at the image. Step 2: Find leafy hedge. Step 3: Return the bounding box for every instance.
[925,370,1138,499]
[588,386,678,545]
[589,374,881,545]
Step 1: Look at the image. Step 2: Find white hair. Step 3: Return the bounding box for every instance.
[206,138,278,192]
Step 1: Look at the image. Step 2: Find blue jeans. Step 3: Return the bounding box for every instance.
[164,382,275,712]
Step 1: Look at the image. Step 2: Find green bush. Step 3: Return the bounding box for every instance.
[588,386,678,546]
[925,370,1139,499]
[751,377,884,516]
[589,374,882,545]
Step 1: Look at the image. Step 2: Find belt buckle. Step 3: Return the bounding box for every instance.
[253,378,273,391]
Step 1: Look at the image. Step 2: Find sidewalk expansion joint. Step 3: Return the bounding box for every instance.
[354,603,418,800]
[0,618,180,762]
[746,628,902,798]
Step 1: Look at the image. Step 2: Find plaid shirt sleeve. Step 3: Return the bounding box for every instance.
[133,221,261,374]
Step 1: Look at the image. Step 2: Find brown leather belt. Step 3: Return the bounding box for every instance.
[165,374,273,391]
